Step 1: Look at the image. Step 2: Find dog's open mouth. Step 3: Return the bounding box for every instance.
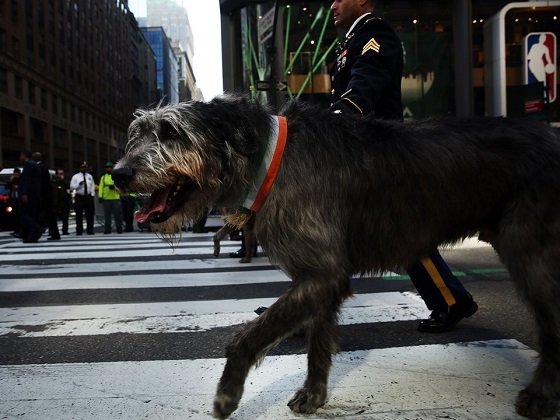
[135,179,195,224]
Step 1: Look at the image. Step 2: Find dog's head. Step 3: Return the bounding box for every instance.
[113,95,272,235]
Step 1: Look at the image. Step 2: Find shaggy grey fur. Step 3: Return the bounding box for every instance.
[113,95,560,419]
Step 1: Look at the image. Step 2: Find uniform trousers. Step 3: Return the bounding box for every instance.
[408,250,468,312]
[74,194,94,235]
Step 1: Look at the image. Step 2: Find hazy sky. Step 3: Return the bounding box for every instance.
[128,0,224,100]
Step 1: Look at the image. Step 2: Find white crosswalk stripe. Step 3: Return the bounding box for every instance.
[0,220,535,419]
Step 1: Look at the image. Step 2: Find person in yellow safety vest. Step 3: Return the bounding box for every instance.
[98,161,122,234]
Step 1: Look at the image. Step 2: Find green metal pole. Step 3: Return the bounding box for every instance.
[283,6,292,73]
[312,10,331,66]
[284,6,325,74]
[295,39,337,99]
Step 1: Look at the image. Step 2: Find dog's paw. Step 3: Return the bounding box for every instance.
[516,388,559,419]
[239,257,251,263]
[213,392,239,419]
[287,386,326,414]
[213,242,220,257]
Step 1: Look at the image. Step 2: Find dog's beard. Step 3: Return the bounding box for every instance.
[151,215,185,247]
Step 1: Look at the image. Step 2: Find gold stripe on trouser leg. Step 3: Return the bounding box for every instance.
[420,257,457,309]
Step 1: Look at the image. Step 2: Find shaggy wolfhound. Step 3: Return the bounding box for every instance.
[113,95,560,419]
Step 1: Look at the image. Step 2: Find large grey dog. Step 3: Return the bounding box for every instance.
[113,95,560,420]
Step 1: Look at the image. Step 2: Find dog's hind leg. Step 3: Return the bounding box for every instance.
[213,276,350,419]
[497,189,560,419]
[512,262,560,419]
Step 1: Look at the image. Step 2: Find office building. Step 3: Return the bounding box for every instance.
[141,27,179,104]
[143,0,198,102]
[0,0,157,171]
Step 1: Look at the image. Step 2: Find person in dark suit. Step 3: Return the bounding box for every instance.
[33,152,60,241]
[52,168,71,235]
[17,151,43,243]
[330,0,477,332]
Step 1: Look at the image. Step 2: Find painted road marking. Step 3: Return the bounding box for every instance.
[0,340,534,419]
[0,292,428,337]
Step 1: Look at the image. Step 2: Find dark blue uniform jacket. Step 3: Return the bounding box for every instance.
[330,14,403,120]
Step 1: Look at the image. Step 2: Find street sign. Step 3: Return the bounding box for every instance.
[256,80,288,92]
[257,7,275,46]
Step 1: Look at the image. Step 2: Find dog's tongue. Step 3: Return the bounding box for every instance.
[134,188,170,223]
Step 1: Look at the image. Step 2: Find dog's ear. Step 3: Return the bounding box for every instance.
[206,96,270,157]
[227,128,261,157]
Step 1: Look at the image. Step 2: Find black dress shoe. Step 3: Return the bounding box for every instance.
[418,295,478,333]
[47,237,61,241]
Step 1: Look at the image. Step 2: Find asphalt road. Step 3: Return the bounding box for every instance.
[0,225,546,419]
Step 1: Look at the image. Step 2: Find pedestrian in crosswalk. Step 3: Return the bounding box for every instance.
[98,161,123,234]
[70,162,96,235]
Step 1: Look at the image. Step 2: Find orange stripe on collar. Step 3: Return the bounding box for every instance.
[240,115,288,213]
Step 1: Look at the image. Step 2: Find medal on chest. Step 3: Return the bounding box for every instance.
[337,50,347,71]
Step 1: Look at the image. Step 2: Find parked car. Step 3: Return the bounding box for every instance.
[0,183,15,231]
[0,167,55,181]
[0,168,20,184]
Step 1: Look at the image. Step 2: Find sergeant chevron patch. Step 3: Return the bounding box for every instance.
[362,37,381,54]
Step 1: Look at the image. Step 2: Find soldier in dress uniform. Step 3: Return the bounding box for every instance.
[330,0,478,332]
[330,0,402,119]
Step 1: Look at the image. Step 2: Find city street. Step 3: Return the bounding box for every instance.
[0,217,543,420]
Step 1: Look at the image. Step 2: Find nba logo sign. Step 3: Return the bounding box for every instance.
[523,32,557,103]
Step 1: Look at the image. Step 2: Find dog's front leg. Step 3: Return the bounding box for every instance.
[287,283,346,414]
[213,277,349,418]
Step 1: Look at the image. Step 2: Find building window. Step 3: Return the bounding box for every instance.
[41,88,48,110]
[14,75,22,99]
[30,118,46,144]
[52,95,58,115]
[61,99,67,119]
[10,0,18,23]
[0,29,5,51]
[54,126,67,148]
[0,67,7,93]
[11,35,19,57]
[28,82,35,104]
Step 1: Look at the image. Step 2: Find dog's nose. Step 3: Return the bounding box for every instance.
[112,165,134,189]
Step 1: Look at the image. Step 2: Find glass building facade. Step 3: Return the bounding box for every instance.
[142,27,179,105]
[220,1,559,123]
